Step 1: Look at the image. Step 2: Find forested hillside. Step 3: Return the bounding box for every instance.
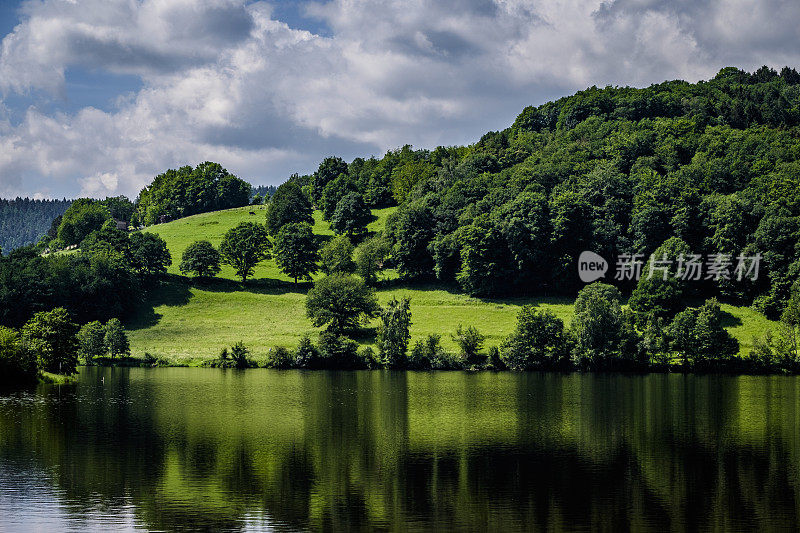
[294,66,800,320]
[0,198,71,252]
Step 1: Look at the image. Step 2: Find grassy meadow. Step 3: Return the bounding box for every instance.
[124,206,777,363]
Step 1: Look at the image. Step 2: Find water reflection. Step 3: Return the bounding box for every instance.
[1,369,800,531]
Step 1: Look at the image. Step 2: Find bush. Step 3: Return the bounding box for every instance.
[318,332,362,369]
[294,335,320,369]
[409,334,460,370]
[408,339,432,370]
[452,325,485,367]
[377,297,411,368]
[265,346,295,369]
[500,306,570,371]
[485,346,505,370]
[230,341,250,369]
[358,346,381,369]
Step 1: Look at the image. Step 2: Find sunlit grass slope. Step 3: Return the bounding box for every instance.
[126,206,776,362]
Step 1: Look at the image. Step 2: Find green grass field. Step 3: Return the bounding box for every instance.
[125,206,777,363]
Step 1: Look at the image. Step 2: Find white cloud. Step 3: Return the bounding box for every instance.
[0,0,799,198]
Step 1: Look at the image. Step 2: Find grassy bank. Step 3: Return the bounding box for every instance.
[124,206,778,364]
[38,371,77,384]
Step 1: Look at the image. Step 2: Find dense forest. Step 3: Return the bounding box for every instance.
[0,198,71,252]
[3,66,800,381]
[280,66,800,317]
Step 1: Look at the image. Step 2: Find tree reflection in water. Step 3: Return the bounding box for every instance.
[1,369,799,531]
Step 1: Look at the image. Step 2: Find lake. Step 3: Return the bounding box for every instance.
[1,368,800,531]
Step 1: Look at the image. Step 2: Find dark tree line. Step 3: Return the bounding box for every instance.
[0,198,71,252]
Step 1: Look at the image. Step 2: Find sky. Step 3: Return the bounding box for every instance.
[0,0,799,199]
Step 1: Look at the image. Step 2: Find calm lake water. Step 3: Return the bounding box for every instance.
[1,368,800,532]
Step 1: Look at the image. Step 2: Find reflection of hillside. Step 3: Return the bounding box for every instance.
[1,370,799,531]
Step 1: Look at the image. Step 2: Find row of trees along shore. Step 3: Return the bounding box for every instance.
[3,66,800,380]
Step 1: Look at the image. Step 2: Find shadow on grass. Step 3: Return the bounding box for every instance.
[124,274,312,331]
[349,327,378,344]
[719,308,743,328]
[125,275,193,331]
[188,276,312,296]
[376,278,575,306]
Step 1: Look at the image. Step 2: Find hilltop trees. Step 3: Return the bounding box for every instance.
[57,199,111,246]
[311,156,349,204]
[0,198,71,252]
[180,240,221,278]
[134,162,251,225]
[220,222,271,282]
[274,223,319,283]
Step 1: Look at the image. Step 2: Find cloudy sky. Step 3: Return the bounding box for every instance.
[0,0,798,199]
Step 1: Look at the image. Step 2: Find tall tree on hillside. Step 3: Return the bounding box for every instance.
[330,192,371,238]
[77,320,106,364]
[265,180,313,235]
[320,235,355,274]
[129,232,172,278]
[220,222,271,282]
[179,240,222,278]
[311,156,349,204]
[274,223,319,284]
[305,273,379,334]
[354,236,390,285]
[104,318,130,359]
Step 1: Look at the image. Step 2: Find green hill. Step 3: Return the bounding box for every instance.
[125,206,775,364]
